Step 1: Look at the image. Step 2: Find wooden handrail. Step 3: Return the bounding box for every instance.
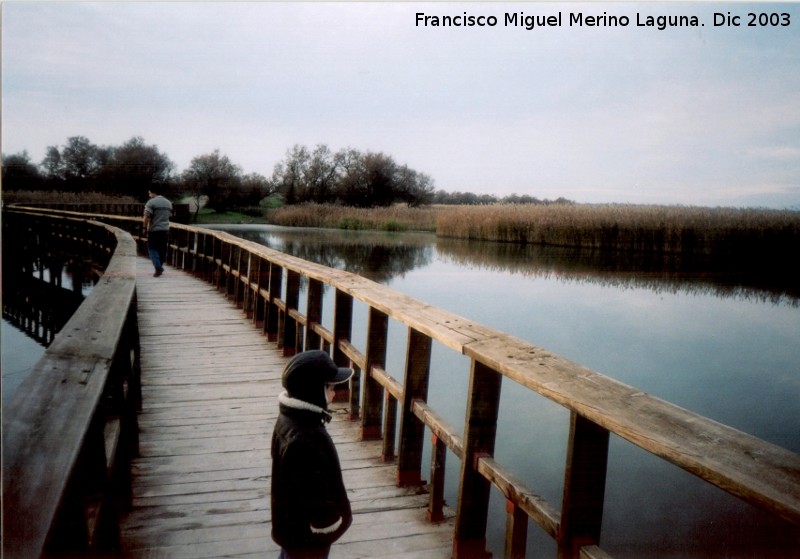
[9,207,800,558]
[2,209,141,558]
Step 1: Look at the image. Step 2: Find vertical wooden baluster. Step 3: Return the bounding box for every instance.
[558,412,609,559]
[333,289,353,360]
[397,327,432,487]
[382,392,397,461]
[505,500,528,559]
[202,233,209,280]
[332,289,353,356]
[453,359,501,559]
[306,278,323,350]
[239,251,251,313]
[254,257,268,329]
[265,263,283,342]
[228,245,239,300]
[240,248,250,309]
[428,434,447,522]
[363,308,388,440]
[349,362,361,421]
[282,270,300,356]
[332,289,353,403]
[190,230,198,273]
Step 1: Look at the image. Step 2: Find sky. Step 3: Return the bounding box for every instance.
[2,1,800,208]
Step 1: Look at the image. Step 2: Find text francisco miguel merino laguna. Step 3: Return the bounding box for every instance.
[416,10,792,31]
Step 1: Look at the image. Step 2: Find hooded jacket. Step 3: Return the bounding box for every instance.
[270,391,352,553]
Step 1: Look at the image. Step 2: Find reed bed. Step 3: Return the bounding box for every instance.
[266,203,440,232]
[435,203,800,258]
[2,190,140,205]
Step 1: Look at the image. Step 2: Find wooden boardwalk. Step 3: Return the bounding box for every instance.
[120,258,454,558]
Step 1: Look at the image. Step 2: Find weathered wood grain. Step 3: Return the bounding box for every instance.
[2,220,139,558]
[120,257,453,558]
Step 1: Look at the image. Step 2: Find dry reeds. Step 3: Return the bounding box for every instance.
[266,203,439,232]
[435,203,800,257]
[1,190,140,205]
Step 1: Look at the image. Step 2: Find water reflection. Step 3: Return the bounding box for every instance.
[212,224,799,305]
[209,225,434,283]
[2,249,97,404]
[435,238,800,306]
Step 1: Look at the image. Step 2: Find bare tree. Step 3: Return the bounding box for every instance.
[182,149,242,217]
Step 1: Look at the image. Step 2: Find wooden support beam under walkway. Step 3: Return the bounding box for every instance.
[121,258,454,558]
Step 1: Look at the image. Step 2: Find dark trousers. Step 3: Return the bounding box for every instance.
[148,230,169,272]
[278,546,331,559]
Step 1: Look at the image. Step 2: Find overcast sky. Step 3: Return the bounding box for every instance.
[3,2,799,208]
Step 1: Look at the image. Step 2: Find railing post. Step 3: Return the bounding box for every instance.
[199,232,211,278]
[188,230,199,273]
[191,231,202,275]
[227,245,240,300]
[382,390,398,461]
[305,278,323,350]
[332,288,353,359]
[253,256,268,328]
[453,359,502,559]
[214,238,226,290]
[427,434,447,522]
[243,252,256,320]
[238,250,251,312]
[505,500,528,559]
[558,412,610,559]
[265,263,283,342]
[397,327,432,487]
[362,307,388,440]
[168,226,180,269]
[282,270,301,356]
[349,361,361,421]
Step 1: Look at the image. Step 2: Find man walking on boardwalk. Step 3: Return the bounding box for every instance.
[271,350,354,559]
[143,188,172,277]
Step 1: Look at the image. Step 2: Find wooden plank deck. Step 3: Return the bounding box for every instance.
[120,258,454,558]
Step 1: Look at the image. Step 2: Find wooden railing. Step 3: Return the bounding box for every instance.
[2,209,142,558]
[16,202,191,223]
[6,207,800,558]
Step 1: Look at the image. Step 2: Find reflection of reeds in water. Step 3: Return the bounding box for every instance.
[435,238,800,307]
[226,226,436,284]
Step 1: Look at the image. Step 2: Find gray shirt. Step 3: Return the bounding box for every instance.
[144,195,173,232]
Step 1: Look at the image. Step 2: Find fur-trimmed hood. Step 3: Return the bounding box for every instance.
[281,350,353,410]
[279,390,333,423]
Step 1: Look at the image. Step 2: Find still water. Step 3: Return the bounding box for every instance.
[211,224,800,558]
[2,266,93,408]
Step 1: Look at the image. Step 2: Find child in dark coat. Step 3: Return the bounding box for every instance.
[271,350,354,559]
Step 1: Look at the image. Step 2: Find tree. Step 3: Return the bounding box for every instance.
[305,144,340,203]
[332,148,369,206]
[96,136,175,197]
[39,136,103,191]
[395,165,436,207]
[182,149,242,216]
[61,136,103,189]
[40,146,64,183]
[271,145,310,205]
[361,152,397,207]
[268,144,438,208]
[1,151,44,191]
[236,172,273,207]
